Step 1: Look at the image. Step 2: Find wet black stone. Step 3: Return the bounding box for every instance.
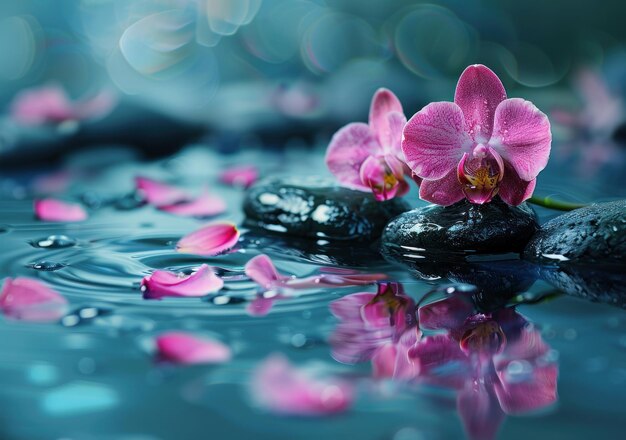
[524,200,626,263]
[243,177,410,241]
[381,198,539,256]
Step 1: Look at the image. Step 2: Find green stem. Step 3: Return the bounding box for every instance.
[527,195,588,211]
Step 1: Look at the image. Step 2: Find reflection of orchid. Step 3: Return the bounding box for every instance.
[325,89,412,201]
[412,294,558,440]
[329,288,558,440]
[329,283,420,379]
[403,64,552,206]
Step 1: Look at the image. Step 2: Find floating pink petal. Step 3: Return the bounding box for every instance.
[219,165,259,189]
[0,277,68,322]
[11,86,115,125]
[251,354,353,416]
[34,198,87,222]
[244,254,288,290]
[176,222,240,256]
[135,176,188,206]
[158,191,227,218]
[156,331,231,365]
[141,264,223,299]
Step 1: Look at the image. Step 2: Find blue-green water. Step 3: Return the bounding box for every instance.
[0,145,625,440]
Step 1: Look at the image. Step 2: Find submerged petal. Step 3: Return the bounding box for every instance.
[491,98,552,182]
[402,102,471,181]
[34,198,87,222]
[0,277,68,322]
[156,331,231,365]
[135,176,189,206]
[454,64,507,142]
[325,122,380,191]
[418,169,465,206]
[176,222,240,256]
[158,191,226,217]
[219,165,259,189]
[141,264,223,299]
[250,354,353,416]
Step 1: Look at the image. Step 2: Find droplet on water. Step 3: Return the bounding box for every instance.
[27,261,67,271]
[30,235,77,249]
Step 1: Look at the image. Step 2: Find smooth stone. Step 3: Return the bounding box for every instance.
[381,198,539,256]
[524,200,626,263]
[243,176,410,241]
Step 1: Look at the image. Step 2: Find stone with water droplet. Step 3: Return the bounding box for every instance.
[30,234,77,249]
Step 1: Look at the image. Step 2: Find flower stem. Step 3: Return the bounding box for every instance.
[527,195,588,211]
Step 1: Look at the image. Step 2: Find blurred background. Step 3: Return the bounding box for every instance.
[2,0,626,169]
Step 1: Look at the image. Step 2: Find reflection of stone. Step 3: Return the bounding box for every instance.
[243,177,409,241]
[524,200,626,263]
[538,263,626,308]
[382,198,538,256]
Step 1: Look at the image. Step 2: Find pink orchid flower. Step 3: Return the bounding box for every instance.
[141,264,224,299]
[11,85,116,126]
[0,277,68,322]
[325,88,412,201]
[411,294,558,440]
[34,198,88,222]
[155,331,231,365]
[329,283,420,380]
[402,64,552,206]
[219,165,259,189]
[250,354,353,416]
[176,222,240,256]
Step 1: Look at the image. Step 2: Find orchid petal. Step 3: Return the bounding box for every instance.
[325,122,380,191]
[457,380,505,440]
[135,176,188,206]
[494,363,558,414]
[219,165,259,189]
[141,264,223,299]
[251,354,353,416]
[329,292,376,322]
[371,343,398,379]
[418,294,475,331]
[498,164,536,206]
[491,98,552,182]
[34,198,87,222]
[176,222,240,256]
[383,111,408,155]
[158,191,227,217]
[0,277,68,322]
[369,88,404,147]
[418,169,465,206]
[359,156,404,201]
[402,102,471,180]
[156,331,231,365]
[244,254,287,289]
[454,64,507,142]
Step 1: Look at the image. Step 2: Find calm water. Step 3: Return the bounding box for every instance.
[0,144,625,440]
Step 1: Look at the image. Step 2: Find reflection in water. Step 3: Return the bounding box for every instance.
[330,284,559,440]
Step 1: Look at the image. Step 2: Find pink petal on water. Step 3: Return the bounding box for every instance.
[176,222,240,256]
[156,331,231,365]
[454,64,507,142]
[135,176,189,206]
[325,122,380,191]
[250,354,353,416]
[141,264,223,299]
[368,88,404,149]
[402,101,472,181]
[244,254,288,289]
[34,198,87,222]
[10,86,75,125]
[0,277,68,322]
[219,165,259,189]
[158,191,227,217]
[418,169,465,206]
[491,98,552,182]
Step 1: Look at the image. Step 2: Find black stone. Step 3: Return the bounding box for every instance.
[524,200,626,263]
[381,197,539,257]
[243,177,410,241]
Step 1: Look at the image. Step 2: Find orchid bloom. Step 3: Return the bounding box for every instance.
[402,64,552,206]
[325,88,411,201]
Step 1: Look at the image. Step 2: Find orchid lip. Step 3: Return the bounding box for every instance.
[457,146,504,204]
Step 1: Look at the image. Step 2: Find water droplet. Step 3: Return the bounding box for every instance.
[27,261,67,271]
[208,294,246,305]
[30,235,77,249]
